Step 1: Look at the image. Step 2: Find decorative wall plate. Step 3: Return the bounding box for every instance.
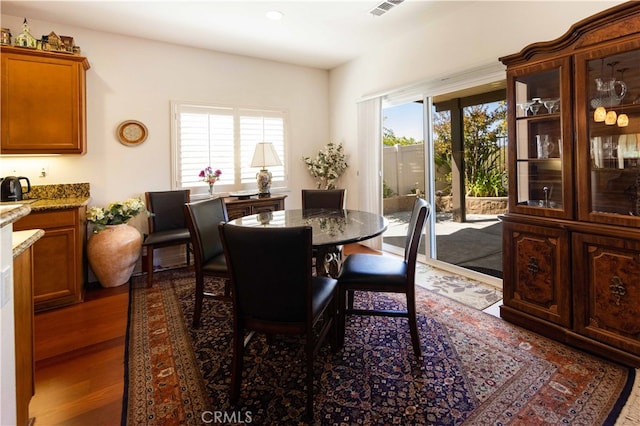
[117,120,148,146]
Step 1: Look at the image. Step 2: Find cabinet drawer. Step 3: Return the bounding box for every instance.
[502,221,571,326]
[573,233,640,355]
[15,208,77,230]
[226,205,252,221]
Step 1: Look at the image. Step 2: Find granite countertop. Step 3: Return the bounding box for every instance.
[0,183,91,228]
[0,203,32,228]
[13,229,45,258]
[28,197,91,211]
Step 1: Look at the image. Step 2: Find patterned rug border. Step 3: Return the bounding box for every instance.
[122,269,636,425]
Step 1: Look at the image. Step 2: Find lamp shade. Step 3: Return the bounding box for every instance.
[251,142,282,169]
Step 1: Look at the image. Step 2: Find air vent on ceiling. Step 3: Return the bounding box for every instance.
[370,0,405,16]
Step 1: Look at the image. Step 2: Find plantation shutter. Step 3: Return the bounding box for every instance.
[172,102,287,195]
[239,111,286,184]
[176,104,235,188]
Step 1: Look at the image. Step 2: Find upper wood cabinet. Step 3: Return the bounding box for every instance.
[1,46,90,154]
[505,56,574,220]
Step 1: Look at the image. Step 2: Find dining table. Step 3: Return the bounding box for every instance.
[227,208,388,277]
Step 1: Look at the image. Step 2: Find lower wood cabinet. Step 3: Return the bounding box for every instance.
[502,216,640,366]
[573,233,640,357]
[223,194,287,220]
[14,207,86,312]
[502,220,571,328]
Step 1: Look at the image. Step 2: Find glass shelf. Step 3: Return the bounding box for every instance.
[512,66,565,212]
[583,44,640,220]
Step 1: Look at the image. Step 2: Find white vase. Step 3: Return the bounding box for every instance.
[87,224,142,287]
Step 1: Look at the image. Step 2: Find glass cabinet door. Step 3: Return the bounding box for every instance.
[508,57,573,218]
[576,39,640,227]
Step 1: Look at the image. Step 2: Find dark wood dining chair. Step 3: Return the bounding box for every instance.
[301,189,345,210]
[184,197,231,328]
[143,190,192,288]
[337,197,430,358]
[219,222,338,420]
[302,189,346,275]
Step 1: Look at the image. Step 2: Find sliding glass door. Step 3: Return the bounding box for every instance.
[381,86,506,280]
[381,100,428,258]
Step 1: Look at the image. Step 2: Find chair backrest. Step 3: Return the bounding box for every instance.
[146,190,190,233]
[404,198,431,279]
[301,189,345,210]
[219,223,313,323]
[184,197,228,265]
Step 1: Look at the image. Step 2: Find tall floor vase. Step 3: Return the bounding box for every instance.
[87,223,142,287]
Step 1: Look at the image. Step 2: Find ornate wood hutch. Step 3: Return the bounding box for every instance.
[500,3,640,366]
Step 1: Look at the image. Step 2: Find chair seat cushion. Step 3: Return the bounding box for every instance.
[338,253,407,287]
[202,253,228,274]
[311,276,338,318]
[143,228,191,245]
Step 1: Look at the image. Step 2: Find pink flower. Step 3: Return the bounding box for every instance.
[199,166,221,184]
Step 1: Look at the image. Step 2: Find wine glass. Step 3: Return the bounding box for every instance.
[529,98,542,115]
[517,101,533,117]
[543,98,559,114]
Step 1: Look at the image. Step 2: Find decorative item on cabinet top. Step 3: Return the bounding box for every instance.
[117,120,148,146]
[9,18,82,54]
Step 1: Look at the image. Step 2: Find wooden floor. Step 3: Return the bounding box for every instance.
[28,243,379,425]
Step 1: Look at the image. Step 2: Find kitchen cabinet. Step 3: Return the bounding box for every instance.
[223,194,287,220]
[13,244,34,426]
[500,3,640,366]
[14,207,86,312]
[1,46,90,154]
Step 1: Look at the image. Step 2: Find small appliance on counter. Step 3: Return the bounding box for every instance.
[1,176,31,201]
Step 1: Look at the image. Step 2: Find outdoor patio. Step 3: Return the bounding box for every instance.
[383,211,503,279]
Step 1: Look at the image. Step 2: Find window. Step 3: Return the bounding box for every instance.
[171,101,288,196]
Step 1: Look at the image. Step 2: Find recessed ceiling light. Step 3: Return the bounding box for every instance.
[266,10,283,20]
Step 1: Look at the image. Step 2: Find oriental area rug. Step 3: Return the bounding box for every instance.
[123,269,637,425]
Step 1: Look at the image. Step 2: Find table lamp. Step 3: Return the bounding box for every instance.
[251,142,282,196]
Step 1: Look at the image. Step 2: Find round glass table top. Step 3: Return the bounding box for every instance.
[227,209,388,247]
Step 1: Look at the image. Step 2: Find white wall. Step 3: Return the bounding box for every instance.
[329,1,625,209]
[0,14,330,224]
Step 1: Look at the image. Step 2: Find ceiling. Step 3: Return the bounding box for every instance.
[1,0,474,70]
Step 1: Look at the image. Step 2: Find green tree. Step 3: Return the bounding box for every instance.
[464,102,507,197]
[383,127,421,146]
[433,111,453,194]
[433,101,507,197]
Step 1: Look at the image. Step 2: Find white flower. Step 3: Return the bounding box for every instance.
[87,198,148,232]
[303,142,348,189]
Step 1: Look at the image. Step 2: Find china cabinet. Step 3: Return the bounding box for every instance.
[500,3,640,366]
[1,46,90,154]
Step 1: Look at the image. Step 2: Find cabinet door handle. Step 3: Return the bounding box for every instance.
[527,256,540,276]
[609,276,626,306]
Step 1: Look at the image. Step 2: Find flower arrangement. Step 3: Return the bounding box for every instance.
[303,142,348,190]
[87,198,148,233]
[199,166,222,195]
